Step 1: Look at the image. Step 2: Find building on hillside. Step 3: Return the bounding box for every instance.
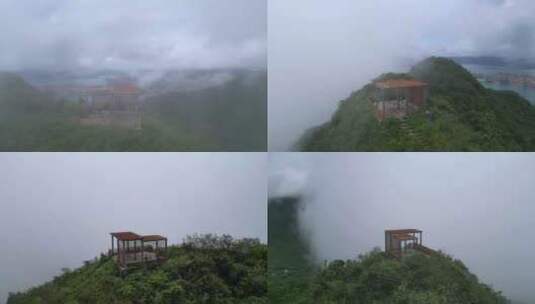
[385,229,423,258]
[81,83,142,112]
[110,231,168,269]
[372,79,428,121]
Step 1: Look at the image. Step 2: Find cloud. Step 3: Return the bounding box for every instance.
[0,0,266,71]
[268,153,310,198]
[268,167,308,198]
[268,0,535,150]
[0,152,267,303]
[269,153,535,303]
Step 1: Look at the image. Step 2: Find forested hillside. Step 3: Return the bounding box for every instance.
[0,70,266,151]
[312,249,509,303]
[7,235,267,304]
[268,196,510,304]
[300,57,535,151]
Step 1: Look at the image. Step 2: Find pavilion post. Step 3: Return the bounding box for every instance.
[134,240,137,261]
[385,231,388,251]
[111,235,114,256]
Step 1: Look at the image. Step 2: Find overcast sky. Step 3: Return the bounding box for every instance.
[268,0,535,150]
[0,153,266,303]
[269,153,535,303]
[0,0,266,71]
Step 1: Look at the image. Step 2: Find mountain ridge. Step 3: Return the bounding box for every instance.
[299,57,535,151]
[6,234,267,304]
[268,196,511,304]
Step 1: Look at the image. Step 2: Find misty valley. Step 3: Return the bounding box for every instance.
[0,69,267,151]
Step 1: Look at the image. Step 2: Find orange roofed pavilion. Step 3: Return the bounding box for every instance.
[110,231,168,269]
[372,79,428,121]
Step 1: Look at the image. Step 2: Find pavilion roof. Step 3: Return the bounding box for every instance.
[142,235,167,241]
[110,231,142,241]
[386,229,422,234]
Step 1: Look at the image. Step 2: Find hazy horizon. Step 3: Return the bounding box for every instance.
[0,153,267,303]
[269,152,535,303]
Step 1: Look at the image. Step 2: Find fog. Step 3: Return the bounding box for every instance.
[268,0,535,150]
[0,153,267,303]
[0,0,266,71]
[269,153,535,303]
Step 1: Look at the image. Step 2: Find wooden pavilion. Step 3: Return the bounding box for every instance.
[385,229,423,258]
[372,79,428,121]
[110,231,168,269]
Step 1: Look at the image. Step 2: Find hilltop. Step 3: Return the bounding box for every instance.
[312,249,508,303]
[7,235,267,304]
[268,196,510,304]
[299,57,535,151]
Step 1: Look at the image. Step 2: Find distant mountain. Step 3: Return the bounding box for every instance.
[17,69,130,87]
[7,235,267,304]
[450,56,535,69]
[145,69,267,151]
[299,57,535,151]
[449,56,508,67]
[142,69,243,97]
[0,72,55,114]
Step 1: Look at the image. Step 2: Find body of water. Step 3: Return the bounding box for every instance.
[462,63,535,104]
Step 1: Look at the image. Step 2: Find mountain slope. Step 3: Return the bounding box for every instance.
[311,249,509,304]
[0,72,54,114]
[7,235,267,304]
[145,70,267,151]
[268,196,510,303]
[268,197,315,303]
[299,57,535,151]
[0,70,266,151]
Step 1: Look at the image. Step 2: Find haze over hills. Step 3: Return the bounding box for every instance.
[269,153,535,303]
[268,0,535,151]
[0,153,268,303]
[268,196,510,304]
[0,0,267,151]
[6,234,267,304]
[0,68,266,151]
[299,57,535,151]
[449,56,535,69]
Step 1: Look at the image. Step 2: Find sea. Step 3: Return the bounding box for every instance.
[462,63,535,104]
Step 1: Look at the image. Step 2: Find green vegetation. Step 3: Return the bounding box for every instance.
[299,57,535,151]
[0,70,266,151]
[312,250,508,303]
[7,234,267,304]
[268,197,315,303]
[268,196,509,304]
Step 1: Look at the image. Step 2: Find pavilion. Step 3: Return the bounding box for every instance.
[110,231,168,269]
